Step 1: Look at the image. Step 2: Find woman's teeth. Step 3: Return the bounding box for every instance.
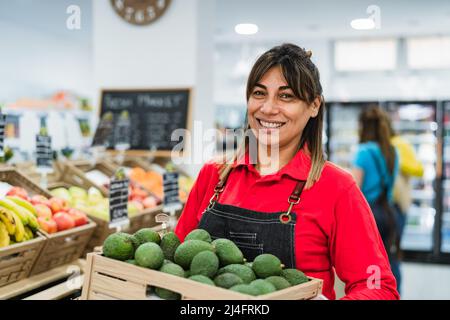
[259,120,285,128]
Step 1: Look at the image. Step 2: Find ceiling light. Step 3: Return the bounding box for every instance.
[350,18,375,30]
[235,23,258,35]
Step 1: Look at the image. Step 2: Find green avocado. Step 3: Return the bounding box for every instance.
[174,240,214,269]
[252,254,283,278]
[214,272,244,289]
[188,275,216,286]
[250,279,277,295]
[190,251,219,278]
[281,268,309,286]
[134,242,164,269]
[265,276,292,290]
[217,264,256,284]
[133,228,161,246]
[211,238,244,266]
[160,231,181,261]
[103,232,135,261]
[154,263,185,300]
[184,229,212,243]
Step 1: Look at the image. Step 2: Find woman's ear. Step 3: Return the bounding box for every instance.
[310,96,322,118]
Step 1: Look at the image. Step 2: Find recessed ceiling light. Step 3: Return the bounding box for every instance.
[235,23,258,35]
[350,18,375,30]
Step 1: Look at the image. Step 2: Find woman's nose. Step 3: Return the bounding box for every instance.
[260,97,279,114]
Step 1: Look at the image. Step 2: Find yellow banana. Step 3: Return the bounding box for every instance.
[8,210,25,242]
[7,196,37,217]
[24,226,34,241]
[0,207,16,235]
[0,198,29,225]
[0,222,10,247]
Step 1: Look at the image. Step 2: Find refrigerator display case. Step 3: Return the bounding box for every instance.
[384,101,438,253]
[441,101,450,254]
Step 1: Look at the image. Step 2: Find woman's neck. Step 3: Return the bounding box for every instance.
[256,140,300,176]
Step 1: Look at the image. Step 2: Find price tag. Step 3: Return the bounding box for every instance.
[92,112,113,148]
[0,113,6,158]
[36,134,53,172]
[109,173,130,229]
[155,213,170,233]
[163,172,181,211]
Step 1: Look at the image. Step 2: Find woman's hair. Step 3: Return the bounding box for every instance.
[218,43,326,189]
[358,106,396,174]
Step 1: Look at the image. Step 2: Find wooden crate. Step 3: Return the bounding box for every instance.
[13,161,66,187]
[30,220,96,276]
[0,167,52,198]
[0,234,47,288]
[80,252,323,300]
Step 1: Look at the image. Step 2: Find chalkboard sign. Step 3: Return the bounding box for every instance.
[163,172,181,208]
[36,135,53,169]
[0,113,6,157]
[109,176,130,228]
[99,89,191,153]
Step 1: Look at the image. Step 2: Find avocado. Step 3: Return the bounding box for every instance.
[217,264,256,284]
[211,238,244,266]
[154,263,185,300]
[250,279,277,295]
[160,231,181,261]
[163,259,173,265]
[133,228,161,246]
[134,242,164,269]
[252,254,282,278]
[174,240,214,269]
[281,268,309,286]
[265,276,291,290]
[184,229,212,243]
[214,272,244,289]
[125,259,137,266]
[229,284,260,296]
[188,275,216,286]
[129,235,141,251]
[103,232,135,261]
[190,251,219,278]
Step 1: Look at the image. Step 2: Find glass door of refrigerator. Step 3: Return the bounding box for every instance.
[442,101,450,253]
[385,101,437,252]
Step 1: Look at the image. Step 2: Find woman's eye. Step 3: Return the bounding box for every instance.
[279,93,294,99]
[252,90,265,97]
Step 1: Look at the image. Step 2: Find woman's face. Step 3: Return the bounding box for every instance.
[247,66,319,149]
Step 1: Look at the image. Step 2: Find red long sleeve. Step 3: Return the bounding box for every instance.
[331,182,400,300]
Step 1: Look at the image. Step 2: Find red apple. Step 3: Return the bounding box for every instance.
[38,217,58,234]
[130,187,148,199]
[6,187,29,201]
[67,208,88,227]
[143,196,157,209]
[34,204,52,219]
[48,197,69,214]
[53,212,75,231]
[30,195,50,207]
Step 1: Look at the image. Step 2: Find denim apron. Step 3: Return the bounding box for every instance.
[197,169,306,268]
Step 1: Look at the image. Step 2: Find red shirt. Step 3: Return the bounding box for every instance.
[175,148,400,300]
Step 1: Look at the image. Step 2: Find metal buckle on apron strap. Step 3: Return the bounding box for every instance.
[279,195,300,224]
[207,185,225,210]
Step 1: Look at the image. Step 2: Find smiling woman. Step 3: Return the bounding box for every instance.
[175,43,400,300]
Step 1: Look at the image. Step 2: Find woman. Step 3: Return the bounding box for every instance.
[351,106,401,292]
[175,44,399,300]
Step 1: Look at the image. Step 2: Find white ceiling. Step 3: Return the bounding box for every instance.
[215,0,450,42]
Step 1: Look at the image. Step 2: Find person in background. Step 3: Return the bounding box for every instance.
[351,106,401,293]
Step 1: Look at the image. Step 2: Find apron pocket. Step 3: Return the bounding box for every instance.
[228,231,257,245]
[232,241,264,262]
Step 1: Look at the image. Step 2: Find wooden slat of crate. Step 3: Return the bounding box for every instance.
[0,259,85,300]
[30,221,96,276]
[0,167,52,198]
[81,253,322,300]
[0,234,47,288]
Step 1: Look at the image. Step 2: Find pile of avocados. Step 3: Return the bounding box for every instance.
[102,228,309,300]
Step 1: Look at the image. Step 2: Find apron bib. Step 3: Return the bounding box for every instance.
[197,170,306,268]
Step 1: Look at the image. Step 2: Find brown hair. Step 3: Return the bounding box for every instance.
[218,43,326,189]
[358,106,396,174]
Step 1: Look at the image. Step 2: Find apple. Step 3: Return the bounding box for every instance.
[48,197,69,214]
[31,195,50,207]
[6,187,29,201]
[37,217,58,234]
[67,208,88,227]
[34,204,53,219]
[143,196,157,209]
[53,212,75,231]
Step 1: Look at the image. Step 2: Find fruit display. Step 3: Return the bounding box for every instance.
[129,167,194,202]
[102,228,310,299]
[49,184,160,222]
[0,186,89,236]
[0,188,42,247]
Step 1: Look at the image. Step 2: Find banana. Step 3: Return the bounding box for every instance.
[0,198,29,225]
[0,222,10,247]
[7,196,37,217]
[0,207,16,235]
[8,210,25,242]
[24,226,34,241]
